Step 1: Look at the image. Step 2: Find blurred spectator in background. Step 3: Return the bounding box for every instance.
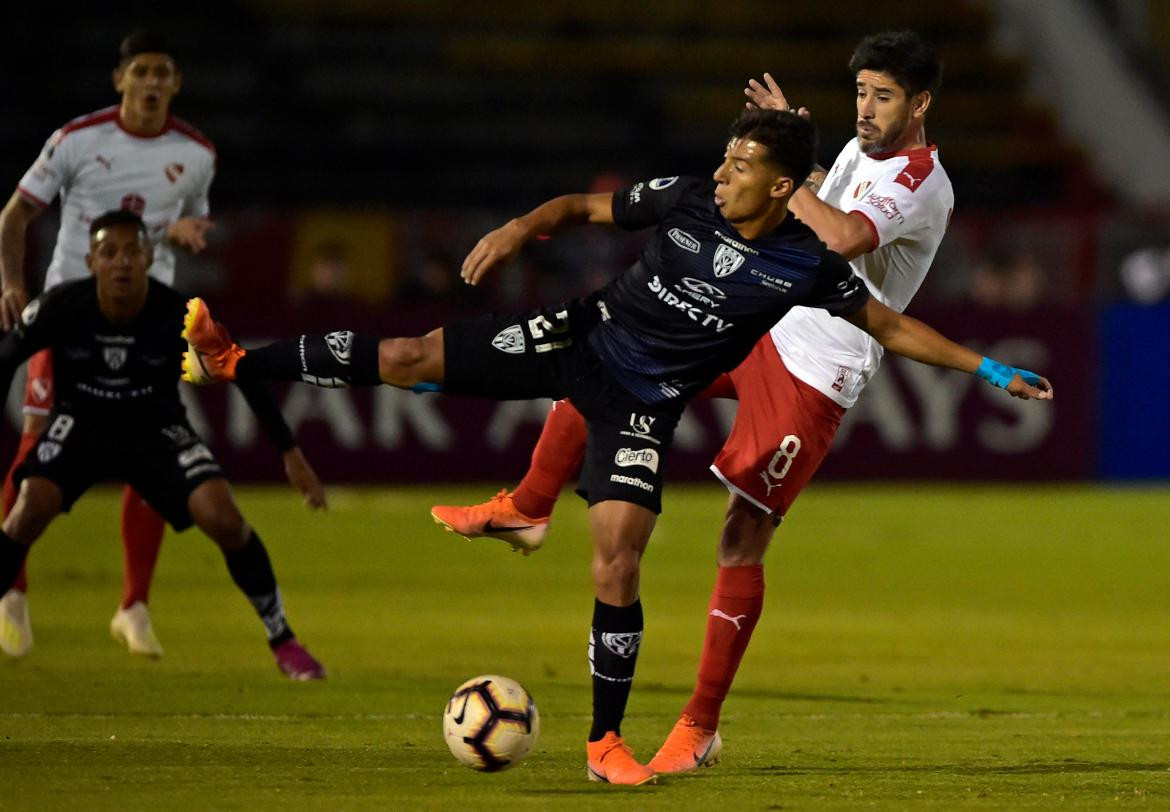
[292,240,353,305]
[1119,246,1170,304]
[968,248,1049,310]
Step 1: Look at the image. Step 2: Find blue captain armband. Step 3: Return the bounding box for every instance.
[975,356,1041,389]
[411,382,443,394]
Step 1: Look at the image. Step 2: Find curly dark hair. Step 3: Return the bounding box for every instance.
[727,108,818,188]
[849,30,943,98]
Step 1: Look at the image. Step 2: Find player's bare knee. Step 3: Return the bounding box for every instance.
[377,331,443,387]
[592,549,641,596]
[3,478,62,544]
[718,496,775,566]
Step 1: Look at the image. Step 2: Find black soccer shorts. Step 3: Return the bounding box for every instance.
[15,411,224,531]
[443,297,681,513]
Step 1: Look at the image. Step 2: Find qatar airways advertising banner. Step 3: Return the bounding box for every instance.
[0,306,1094,483]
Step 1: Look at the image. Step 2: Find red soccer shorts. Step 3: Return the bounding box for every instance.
[710,337,845,516]
[22,348,53,417]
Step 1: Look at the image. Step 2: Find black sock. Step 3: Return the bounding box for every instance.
[222,531,293,647]
[0,530,30,594]
[237,331,381,387]
[588,598,644,741]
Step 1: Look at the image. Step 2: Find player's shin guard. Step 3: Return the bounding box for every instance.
[222,531,293,647]
[682,565,764,730]
[0,530,30,595]
[588,599,644,741]
[512,399,586,519]
[236,332,381,387]
[119,487,166,609]
[3,431,39,594]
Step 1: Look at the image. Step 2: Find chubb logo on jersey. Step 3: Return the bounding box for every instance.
[647,276,734,332]
[713,244,746,277]
[615,447,660,473]
[668,228,701,253]
[491,324,526,354]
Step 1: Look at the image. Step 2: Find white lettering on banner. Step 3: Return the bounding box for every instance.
[836,371,915,449]
[976,339,1051,452]
[485,399,555,450]
[374,387,454,450]
[898,362,974,450]
[835,340,1054,453]
[282,387,365,449]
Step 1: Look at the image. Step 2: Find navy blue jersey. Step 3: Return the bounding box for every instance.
[0,279,295,449]
[588,176,868,403]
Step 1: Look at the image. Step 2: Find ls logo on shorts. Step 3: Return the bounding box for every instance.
[491,325,525,354]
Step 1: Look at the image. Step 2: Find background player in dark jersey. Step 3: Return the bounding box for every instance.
[0,31,326,661]
[0,210,325,680]
[181,109,1051,783]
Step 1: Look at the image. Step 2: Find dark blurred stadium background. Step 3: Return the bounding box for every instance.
[3,0,1168,484]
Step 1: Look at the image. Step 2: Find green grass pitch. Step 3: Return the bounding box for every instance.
[2,483,1168,809]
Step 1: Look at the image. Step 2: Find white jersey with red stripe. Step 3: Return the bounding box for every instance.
[771,137,953,408]
[17,106,215,290]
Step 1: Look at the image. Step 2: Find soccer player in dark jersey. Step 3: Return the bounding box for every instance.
[181,109,1051,783]
[0,210,325,680]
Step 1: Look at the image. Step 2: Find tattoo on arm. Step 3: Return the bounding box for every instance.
[803,164,827,194]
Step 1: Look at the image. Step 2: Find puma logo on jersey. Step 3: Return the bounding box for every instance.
[710,610,748,630]
[165,163,185,183]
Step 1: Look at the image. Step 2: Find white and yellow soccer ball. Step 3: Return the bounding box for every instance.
[442,674,540,771]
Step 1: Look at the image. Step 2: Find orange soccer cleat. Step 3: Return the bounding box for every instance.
[181,297,244,383]
[647,713,722,774]
[586,732,657,785]
[431,489,550,555]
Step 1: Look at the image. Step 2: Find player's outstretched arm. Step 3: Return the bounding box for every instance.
[844,298,1054,400]
[0,193,42,331]
[461,193,614,286]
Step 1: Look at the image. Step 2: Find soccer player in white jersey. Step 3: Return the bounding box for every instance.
[0,31,324,659]
[430,30,953,772]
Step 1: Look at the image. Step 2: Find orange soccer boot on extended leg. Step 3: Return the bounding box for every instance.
[181,297,244,383]
[647,713,723,774]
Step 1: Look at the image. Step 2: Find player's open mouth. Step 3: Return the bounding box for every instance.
[714,194,725,207]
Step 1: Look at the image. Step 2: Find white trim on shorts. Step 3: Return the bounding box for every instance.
[709,463,772,514]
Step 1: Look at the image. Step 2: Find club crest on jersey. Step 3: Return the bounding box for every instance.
[325,331,354,365]
[713,244,745,278]
[37,442,62,464]
[601,631,643,658]
[492,324,525,354]
[103,346,128,371]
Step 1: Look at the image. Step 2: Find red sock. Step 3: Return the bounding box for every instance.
[511,399,586,519]
[3,431,40,594]
[119,486,166,609]
[682,565,765,730]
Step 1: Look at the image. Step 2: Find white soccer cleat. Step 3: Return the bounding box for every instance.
[0,589,33,658]
[110,601,164,659]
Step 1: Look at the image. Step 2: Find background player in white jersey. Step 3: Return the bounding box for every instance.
[0,31,325,659]
[430,30,954,772]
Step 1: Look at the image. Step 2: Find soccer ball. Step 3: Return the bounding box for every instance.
[442,674,540,771]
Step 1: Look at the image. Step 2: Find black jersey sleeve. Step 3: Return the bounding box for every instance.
[805,251,870,317]
[234,381,296,452]
[611,176,708,230]
[0,290,62,406]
